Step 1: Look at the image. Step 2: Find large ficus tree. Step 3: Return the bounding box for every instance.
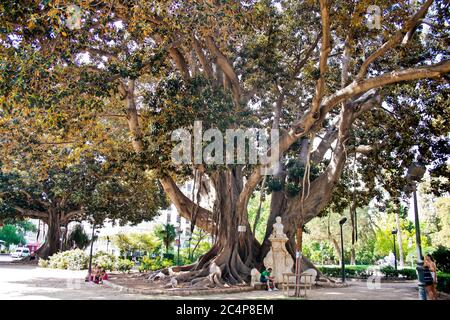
[1,0,449,284]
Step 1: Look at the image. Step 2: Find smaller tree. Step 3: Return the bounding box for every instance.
[4,219,38,235]
[67,224,90,250]
[112,233,138,258]
[154,224,176,255]
[0,225,26,249]
[131,233,159,255]
[187,228,211,261]
[432,246,450,273]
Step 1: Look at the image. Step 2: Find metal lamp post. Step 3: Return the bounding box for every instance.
[391,229,398,274]
[187,235,192,261]
[176,226,182,266]
[406,163,426,300]
[59,225,66,252]
[339,217,347,283]
[86,225,100,282]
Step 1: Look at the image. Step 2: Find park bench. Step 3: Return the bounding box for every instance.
[281,272,315,297]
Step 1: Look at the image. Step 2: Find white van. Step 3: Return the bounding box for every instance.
[11,247,30,259]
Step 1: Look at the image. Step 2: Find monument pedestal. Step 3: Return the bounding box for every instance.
[263,234,294,283]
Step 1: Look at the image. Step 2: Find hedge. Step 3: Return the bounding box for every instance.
[319,265,450,293]
[318,265,375,279]
[437,272,450,294]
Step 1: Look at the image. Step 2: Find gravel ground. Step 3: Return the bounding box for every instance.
[1,264,445,300]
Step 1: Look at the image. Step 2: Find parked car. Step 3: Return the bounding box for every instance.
[11,247,31,259]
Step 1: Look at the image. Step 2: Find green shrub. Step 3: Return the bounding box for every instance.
[437,272,450,293]
[380,265,398,278]
[318,266,342,278]
[138,256,154,272]
[397,268,417,280]
[93,251,116,271]
[47,249,88,270]
[318,265,374,278]
[432,246,450,273]
[38,259,49,268]
[138,256,175,272]
[319,265,418,279]
[116,259,134,273]
[161,258,174,268]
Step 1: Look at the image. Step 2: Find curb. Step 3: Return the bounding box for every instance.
[103,280,255,296]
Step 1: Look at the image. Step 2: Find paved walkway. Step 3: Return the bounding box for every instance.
[0,264,426,300]
[0,254,13,263]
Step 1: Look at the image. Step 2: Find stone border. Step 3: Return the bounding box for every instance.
[103,280,255,296]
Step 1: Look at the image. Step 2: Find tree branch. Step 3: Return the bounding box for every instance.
[13,206,48,220]
[356,0,434,80]
[192,35,215,82]
[204,36,242,105]
[291,31,322,82]
[323,60,450,114]
[168,47,191,81]
[159,176,213,234]
[311,0,331,114]
[61,210,84,224]
[311,126,338,163]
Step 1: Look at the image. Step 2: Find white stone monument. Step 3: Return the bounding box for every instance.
[263,216,294,283]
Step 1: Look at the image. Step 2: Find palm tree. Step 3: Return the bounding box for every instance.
[154,224,176,255]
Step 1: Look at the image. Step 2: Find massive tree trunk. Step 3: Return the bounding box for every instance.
[174,168,260,285]
[36,209,61,259]
[194,169,257,284]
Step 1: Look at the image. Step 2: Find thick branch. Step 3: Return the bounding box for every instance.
[204,36,241,105]
[311,126,338,163]
[61,210,84,224]
[192,35,215,82]
[169,47,191,81]
[13,206,48,220]
[291,32,322,81]
[311,0,331,114]
[159,176,213,234]
[322,60,450,114]
[125,80,144,152]
[356,0,434,80]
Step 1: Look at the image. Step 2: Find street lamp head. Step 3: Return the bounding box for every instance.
[406,163,426,182]
[339,217,347,225]
[391,229,398,235]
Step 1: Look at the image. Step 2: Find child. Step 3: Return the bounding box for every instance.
[260,268,278,291]
[93,265,102,284]
[100,268,108,283]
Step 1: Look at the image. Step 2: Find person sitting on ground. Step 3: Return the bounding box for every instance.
[260,267,278,291]
[100,268,108,282]
[92,265,102,284]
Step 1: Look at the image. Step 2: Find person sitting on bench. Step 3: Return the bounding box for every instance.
[260,268,278,291]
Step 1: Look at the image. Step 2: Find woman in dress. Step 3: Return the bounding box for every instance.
[423,254,438,300]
